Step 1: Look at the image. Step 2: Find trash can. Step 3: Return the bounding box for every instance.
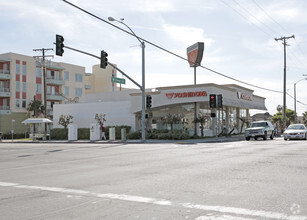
[121,128,126,141]
[109,127,115,141]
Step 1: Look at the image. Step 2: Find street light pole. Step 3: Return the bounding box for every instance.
[108,17,146,142]
[294,77,307,123]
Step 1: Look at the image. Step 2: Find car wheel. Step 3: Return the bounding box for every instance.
[284,138,287,141]
[245,137,250,141]
[263,132,267,140]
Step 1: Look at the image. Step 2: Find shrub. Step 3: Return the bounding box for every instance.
[127,131,141,139]
[51,128,68,140]
[78,128,90,140]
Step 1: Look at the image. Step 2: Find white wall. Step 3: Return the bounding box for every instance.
[53,101,135,130]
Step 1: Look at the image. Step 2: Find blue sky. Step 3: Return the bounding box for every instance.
[1,0,307,115]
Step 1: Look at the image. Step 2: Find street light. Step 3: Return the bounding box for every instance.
[294,76,307,123]
[108,17,146,142]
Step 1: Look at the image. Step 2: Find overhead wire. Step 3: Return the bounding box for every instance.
[61,0,307,106]
[221,0,307,106]
[251,0,307,74]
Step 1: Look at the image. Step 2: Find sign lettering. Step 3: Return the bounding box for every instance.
[166,91,207,99]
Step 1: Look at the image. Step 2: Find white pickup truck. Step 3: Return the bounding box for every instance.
[245,121,275,141]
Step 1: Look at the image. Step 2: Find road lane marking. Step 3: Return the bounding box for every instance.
[196,214,257,220]
[0,181,306,220]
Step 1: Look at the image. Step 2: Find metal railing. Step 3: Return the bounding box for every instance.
[0,87,10,92]
[0,106,10,110]
[0,69,10,74]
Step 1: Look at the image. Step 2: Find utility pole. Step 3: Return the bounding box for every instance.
[275,35,295,131]
[33,48,53,118]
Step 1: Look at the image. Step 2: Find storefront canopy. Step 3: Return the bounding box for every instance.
[22,118,53,124]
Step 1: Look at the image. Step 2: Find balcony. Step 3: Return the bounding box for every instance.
[46,76,64,85]
[85,83,91,89]
[0,106,11,115]
[0,87,11,97]
[0,69,11,80]
[46,93,64,101]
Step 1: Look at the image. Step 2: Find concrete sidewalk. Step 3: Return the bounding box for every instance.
[0,135,245,144]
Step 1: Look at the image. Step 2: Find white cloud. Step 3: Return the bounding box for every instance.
[162,24,214,48]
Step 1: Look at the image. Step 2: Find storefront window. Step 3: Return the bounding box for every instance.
[151,104,194,134]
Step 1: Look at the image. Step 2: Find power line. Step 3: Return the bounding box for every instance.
[251,0,290,36]
[62,0,285,94]
[251,0,307,74]
[220,0,275,39]
[62,0,307,107]
[232,0,280,36]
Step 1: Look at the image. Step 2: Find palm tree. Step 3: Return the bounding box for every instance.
[193,114,207,136]
[27,100,45,117]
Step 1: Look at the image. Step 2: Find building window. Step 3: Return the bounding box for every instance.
[75,73,83,82]
[64,71,69,80]
[16,99,20,108]
[16,61,20,74]
[36,67,42,77]
[16,82,20,92]
[22,100,26,108]
[36,84,42,93]
[75,88,82,97]
[22,62,27,75]
[22,82,26,92]
[64,86,69,96]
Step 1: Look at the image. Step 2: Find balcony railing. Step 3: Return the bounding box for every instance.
[0,106,10,110]
[0,88,10,97]
[0,87,10,92]
[46,76,64,85]
[0,70,11,79]
[46,93,64,101]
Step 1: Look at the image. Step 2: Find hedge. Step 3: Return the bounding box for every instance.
[50,125,131,140]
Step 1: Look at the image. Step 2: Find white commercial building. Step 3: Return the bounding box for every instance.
[53,83,267,136]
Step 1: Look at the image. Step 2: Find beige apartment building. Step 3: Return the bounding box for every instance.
[0,52,119,135]
[0,52,88,134]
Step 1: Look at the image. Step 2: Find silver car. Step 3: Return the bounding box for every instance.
[283,124,307,140]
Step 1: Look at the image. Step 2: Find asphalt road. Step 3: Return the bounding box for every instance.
[0,138,306,220]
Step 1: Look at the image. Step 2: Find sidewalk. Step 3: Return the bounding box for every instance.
[0,135,245,144]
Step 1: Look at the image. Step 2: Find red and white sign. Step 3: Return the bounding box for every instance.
[166,91,207,99]
[187,42,204,67]
[237,92,252,101]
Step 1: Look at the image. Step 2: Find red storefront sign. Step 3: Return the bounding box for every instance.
[166,91,207,99]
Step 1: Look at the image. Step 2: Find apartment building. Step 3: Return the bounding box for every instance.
[0,52,86,134]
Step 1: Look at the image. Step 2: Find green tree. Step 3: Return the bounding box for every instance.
[95,113,106,126]
[302,111,307,126]
[58,115,73,129]
[271,108,295,132]
[193,114,207,136]
[27,100,45,117]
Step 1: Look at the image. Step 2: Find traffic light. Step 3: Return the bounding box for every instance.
[100,50,108,69]
[209,94,216,108]
[217,95,223,108]
[210,113,216,117]
[146,95,152,108]
[55,34,64,56]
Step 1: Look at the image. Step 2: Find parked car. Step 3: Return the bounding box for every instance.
[245,121,275,141]
[283,124,307,140]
